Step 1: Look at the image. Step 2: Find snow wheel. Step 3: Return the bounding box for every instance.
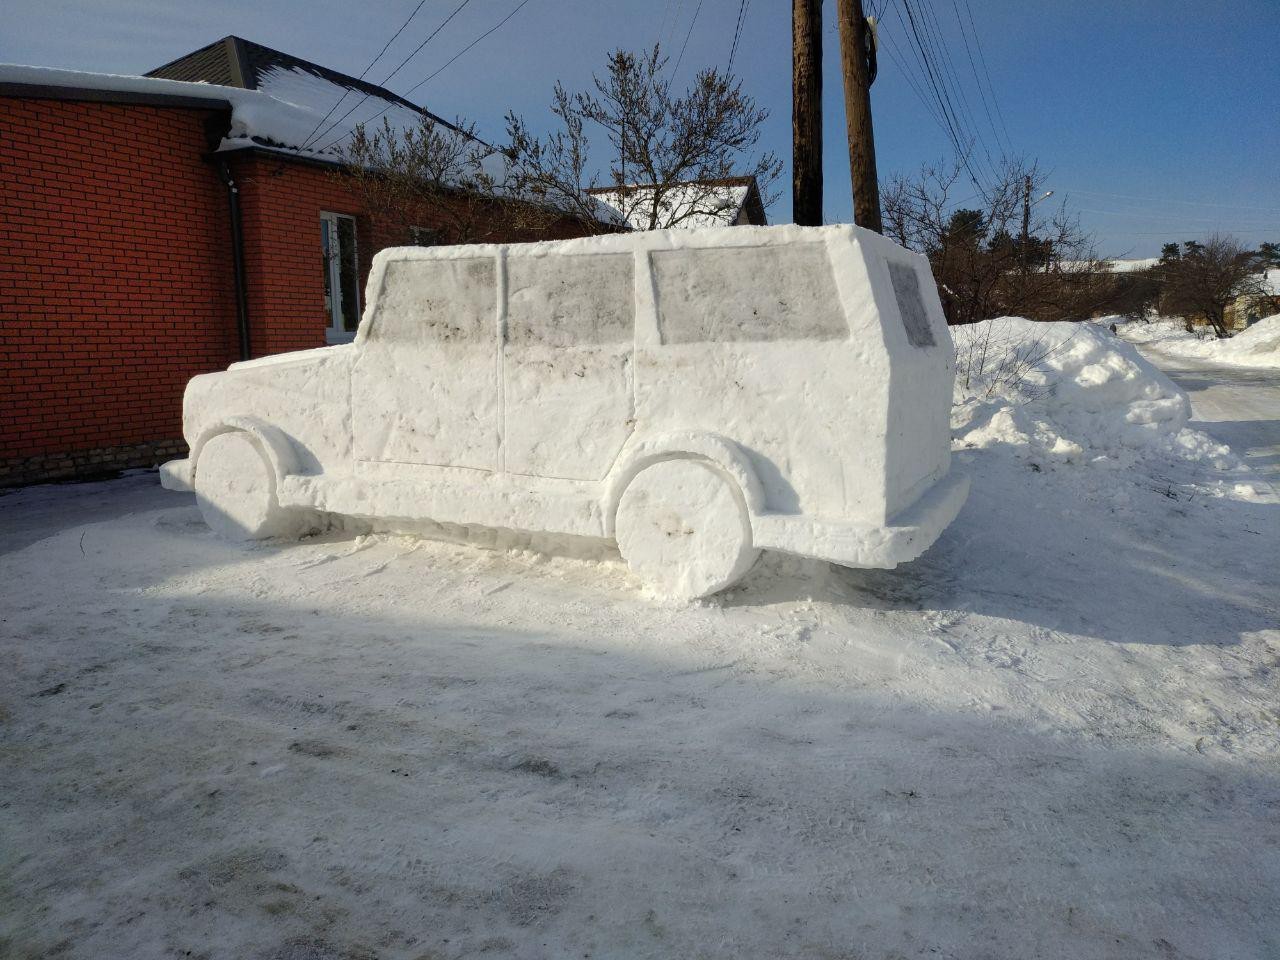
[195,431,305,541]
[615,458,760,599]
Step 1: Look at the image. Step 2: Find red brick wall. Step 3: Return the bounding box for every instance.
[0,96,238,484]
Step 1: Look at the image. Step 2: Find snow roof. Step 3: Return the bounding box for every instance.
[586,176,767,230]
[0,39,477,164]
[146,36,464,154]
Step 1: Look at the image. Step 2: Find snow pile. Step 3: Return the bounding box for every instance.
[1214,313,1280,365]
[1116,314,1280,369]
[952,317,1239,472]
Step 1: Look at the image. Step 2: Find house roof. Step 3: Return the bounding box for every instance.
[146,35,464,145]
[586,176,767,230]
[0,36,493,167]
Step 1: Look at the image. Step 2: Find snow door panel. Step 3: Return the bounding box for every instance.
[503,254,635,480]
[352,257,499,470]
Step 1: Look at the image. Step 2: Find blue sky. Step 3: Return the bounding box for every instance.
[5,0,1277,256]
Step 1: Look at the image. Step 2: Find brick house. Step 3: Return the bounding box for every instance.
[0,38,598,486]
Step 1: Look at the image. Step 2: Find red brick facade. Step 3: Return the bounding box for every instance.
[0,93,594,486]
[1,96,238,485]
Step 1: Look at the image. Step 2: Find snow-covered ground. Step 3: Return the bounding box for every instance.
[3,323,1279,960]
[1117,314,1280,370]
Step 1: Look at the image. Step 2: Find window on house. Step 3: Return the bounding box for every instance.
[408,226,440,246]
[320,212,360,339]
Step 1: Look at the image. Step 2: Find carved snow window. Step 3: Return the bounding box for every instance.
[887,260,935,348]
[652,243,846,344]
[506,254,634,348]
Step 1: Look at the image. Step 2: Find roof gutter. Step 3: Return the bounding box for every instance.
[216,160,252,361]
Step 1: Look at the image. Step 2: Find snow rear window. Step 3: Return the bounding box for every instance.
[506,254,634,347]
[371,258,495,344]
[887,260,935,348]
[652,244,847,344]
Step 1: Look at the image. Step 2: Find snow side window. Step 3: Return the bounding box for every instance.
[887,260,935,348]
[506,254,634,348]
[652,243,846,343]
[369,258,496,344]
[320,212,360,339]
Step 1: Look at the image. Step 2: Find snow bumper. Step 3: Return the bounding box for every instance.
[751,469,969,569]
[159,458,194,492]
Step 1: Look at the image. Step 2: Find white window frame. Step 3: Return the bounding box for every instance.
[321,211,360,344]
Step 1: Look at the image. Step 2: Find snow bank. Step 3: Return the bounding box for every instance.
[1116,314,1280,369]
[952,317,1239,472]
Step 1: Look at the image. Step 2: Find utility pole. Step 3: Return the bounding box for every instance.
[792,0,823,226]
[836,0,881,232]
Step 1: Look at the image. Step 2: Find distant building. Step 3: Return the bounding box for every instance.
[1225,269,1280,330]
[586,176,767,230]
[0,37,598,485]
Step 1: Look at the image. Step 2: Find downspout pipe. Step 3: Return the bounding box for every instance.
[217,160,252,361]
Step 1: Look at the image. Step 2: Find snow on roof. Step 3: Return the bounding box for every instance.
[1104,257,1161,273]
[0,61,474,166]
[587,178,764,230]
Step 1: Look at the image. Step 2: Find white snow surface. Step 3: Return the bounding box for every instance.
[2,322,1279,958]
[1117,313,1280,370]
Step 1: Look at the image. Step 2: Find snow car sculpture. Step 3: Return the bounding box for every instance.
[162,224,968,598]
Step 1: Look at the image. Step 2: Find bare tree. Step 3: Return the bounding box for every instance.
[507,45,782,231]
[341,115,551,244]
[882,155,1110,324]
[1156,235,1266,338]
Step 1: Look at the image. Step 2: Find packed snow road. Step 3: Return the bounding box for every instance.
[1137,346,1280,485]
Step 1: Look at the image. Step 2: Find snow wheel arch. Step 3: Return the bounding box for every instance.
[614,458,760,599]
[194,431,309,541]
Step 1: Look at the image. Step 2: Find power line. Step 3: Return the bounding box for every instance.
[959,0,1011,148]
[671,0,705,79]
[298,0,432,149]
[949,0,1010,157]
[913,0,999,181]
[404,0,536,97]
[893,0,988,193]
[727,0,750,74]
[304,0,477,151]
[313,0,537,155]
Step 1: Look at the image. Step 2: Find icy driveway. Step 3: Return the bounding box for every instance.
[1139,348,1280,484]
[2,450,1279,959]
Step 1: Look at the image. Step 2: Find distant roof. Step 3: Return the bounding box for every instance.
[587,176,767,230]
